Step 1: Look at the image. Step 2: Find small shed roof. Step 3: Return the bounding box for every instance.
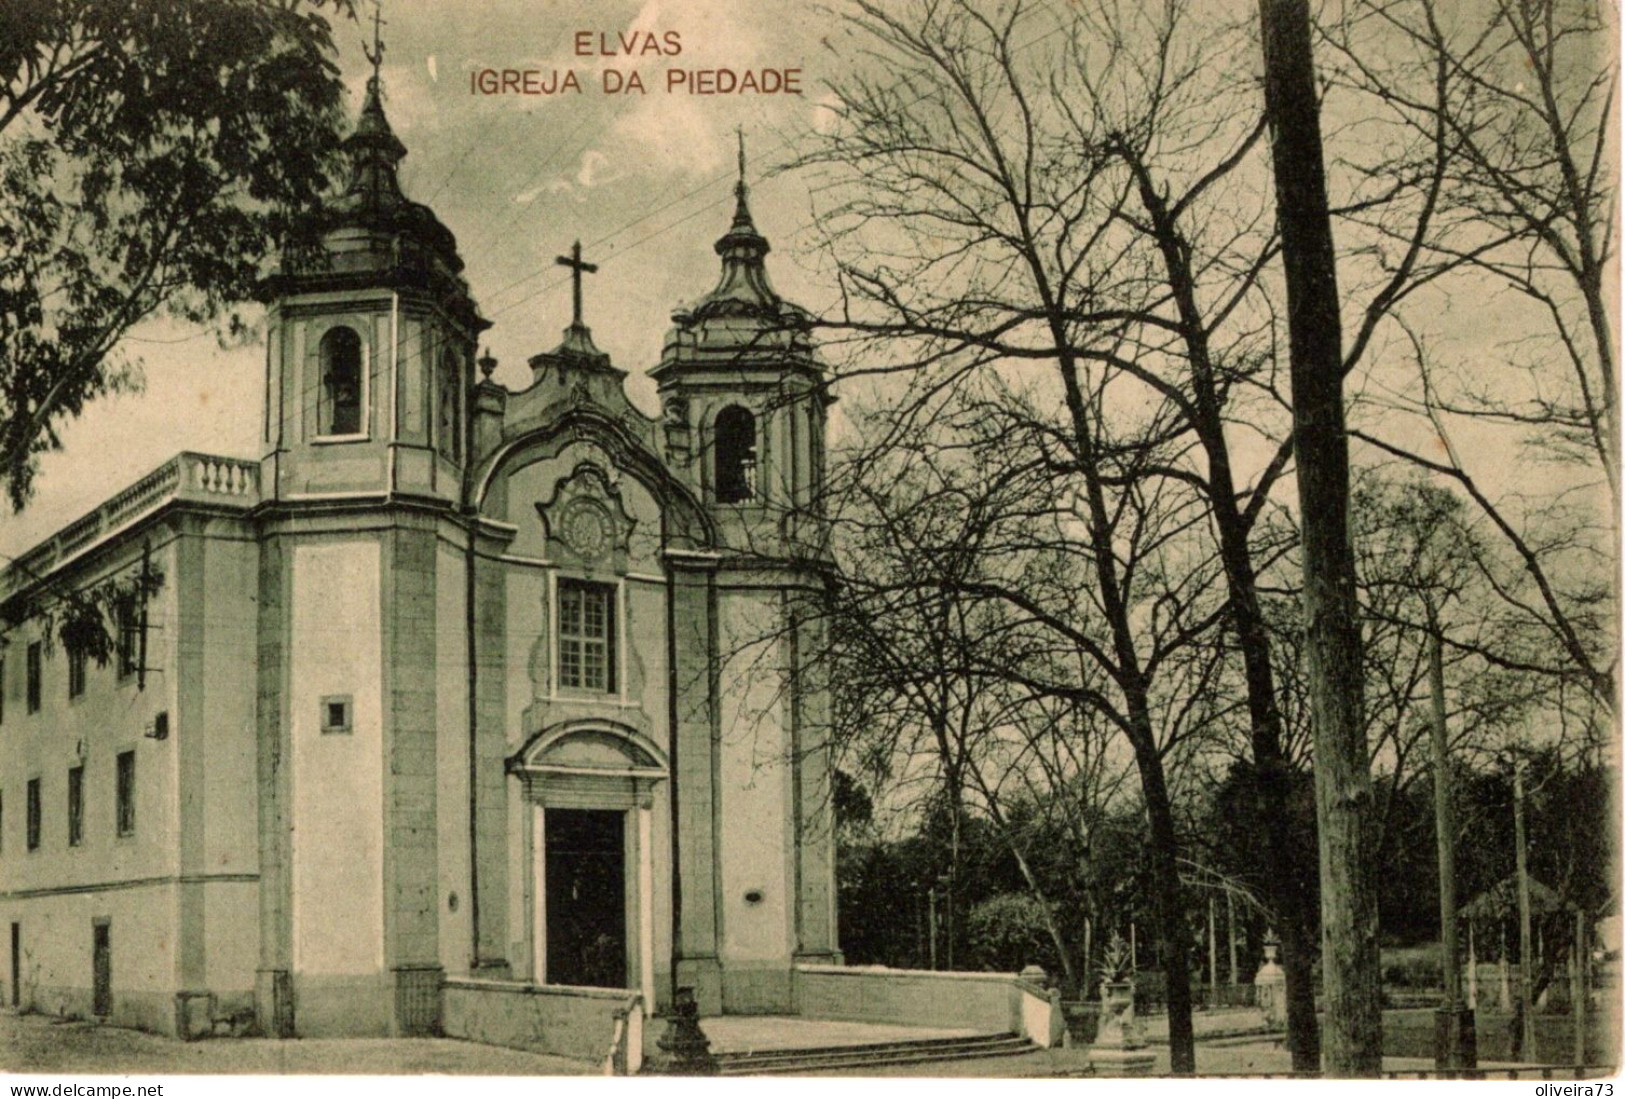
[1460,877,1571,921]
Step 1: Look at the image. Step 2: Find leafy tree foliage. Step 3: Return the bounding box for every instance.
[0,0,354,509]
[965,893,1061,974]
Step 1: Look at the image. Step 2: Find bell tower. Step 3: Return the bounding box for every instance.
[652,135,842,1012]
[652,134,830,562]
[259,45,488,504]
[251,23,492,1039]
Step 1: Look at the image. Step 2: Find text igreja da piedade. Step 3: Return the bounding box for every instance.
[471,30,804,96]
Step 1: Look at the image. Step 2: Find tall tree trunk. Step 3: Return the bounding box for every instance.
[1043,295,1198,1071]
[1131,723,1196,1073]
[1257,0,1381,1076]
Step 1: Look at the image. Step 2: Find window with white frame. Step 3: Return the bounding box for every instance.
[557,580,615,693]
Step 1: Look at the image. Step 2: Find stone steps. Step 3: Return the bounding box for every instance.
[715,1032,1038,1075]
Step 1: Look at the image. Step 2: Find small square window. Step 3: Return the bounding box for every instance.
[320,695,353,735]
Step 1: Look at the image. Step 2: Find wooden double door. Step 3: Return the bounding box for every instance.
[544,809,628,989]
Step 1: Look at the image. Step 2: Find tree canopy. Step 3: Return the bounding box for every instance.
[0,0,354,510]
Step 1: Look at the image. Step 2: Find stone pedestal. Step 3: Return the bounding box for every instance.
[1089,1048,1158,1076]
[1433,1002,1478,1072]
[173,990,214,1042]
[643,987,718,1076]
[1088,979,1157,1077]
[1255,932,1287,1032]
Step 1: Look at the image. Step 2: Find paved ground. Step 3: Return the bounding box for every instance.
[0,1012,596,1076]
[1142,1007,1272,1041]
[805,1037,1555,1078]
[0,1008,1579,1080]
[703,1015,985,1053]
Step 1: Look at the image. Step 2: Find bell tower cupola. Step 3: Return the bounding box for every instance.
[259,16,488,505]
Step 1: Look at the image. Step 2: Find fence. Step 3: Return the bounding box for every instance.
[1133,973,1257,1013]
[1156,1066,1611,1081]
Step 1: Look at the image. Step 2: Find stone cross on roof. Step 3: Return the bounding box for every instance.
[556,239,598,330]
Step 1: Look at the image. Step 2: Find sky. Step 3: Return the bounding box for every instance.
[2,0,849,557]
[2,0,1612,567]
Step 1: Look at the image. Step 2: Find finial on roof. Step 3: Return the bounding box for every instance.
[362,1,387,88]
[691,126,779,317]
[729,126,759,236]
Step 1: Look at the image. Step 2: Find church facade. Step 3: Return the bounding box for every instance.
[0,73,839,1039]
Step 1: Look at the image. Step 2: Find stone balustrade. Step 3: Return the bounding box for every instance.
[1,452,260,600]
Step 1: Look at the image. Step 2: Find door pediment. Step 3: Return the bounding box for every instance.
[508,722,668,810]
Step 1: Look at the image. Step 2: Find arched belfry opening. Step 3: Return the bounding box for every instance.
[318,326,363,436]
[714,405,757,503]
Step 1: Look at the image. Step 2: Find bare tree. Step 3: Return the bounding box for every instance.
[826,379,1223,1005]
[1324,0,1617,709]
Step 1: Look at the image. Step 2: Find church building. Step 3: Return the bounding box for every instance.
[0,67,840,1042]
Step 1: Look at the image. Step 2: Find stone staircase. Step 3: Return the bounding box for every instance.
[714,1031,1039,1075]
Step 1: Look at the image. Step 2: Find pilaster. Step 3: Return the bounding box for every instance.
[380,521,443,1033]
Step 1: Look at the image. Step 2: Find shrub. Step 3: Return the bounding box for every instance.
[964,893,1060,974]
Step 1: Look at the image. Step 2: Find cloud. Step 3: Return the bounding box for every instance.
[577,149,619,187]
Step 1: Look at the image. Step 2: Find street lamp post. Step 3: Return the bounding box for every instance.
[1428,620,1475,1069]
[1514,758,1537,1061]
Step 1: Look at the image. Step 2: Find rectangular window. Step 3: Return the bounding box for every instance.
[116,602,140,679]
[25,643,40,714]
[116,751,135,837]
[67,766,83,847]
[26,778,40,851]
[557,580,615,693]
[68,647,86,699]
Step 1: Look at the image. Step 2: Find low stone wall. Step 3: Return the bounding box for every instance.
[442,978,642,1072]
[792,964,1061,1047]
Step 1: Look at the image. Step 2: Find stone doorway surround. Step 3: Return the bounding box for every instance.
[507,723,666,1010]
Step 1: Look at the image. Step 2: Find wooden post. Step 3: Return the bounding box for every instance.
[928,890,938,971]
[1084,915,1094,995]
[1514,760,1536,1060]
[1227,891,1239,987]
[1467,921,1477,1010]
[1573,911,1587,1065]
[1429,621,1474,1068]
[1131,922,1138,970]
[1499,923,1512,1012]
[916,895,925,968]
[1208,898,1219,1003]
